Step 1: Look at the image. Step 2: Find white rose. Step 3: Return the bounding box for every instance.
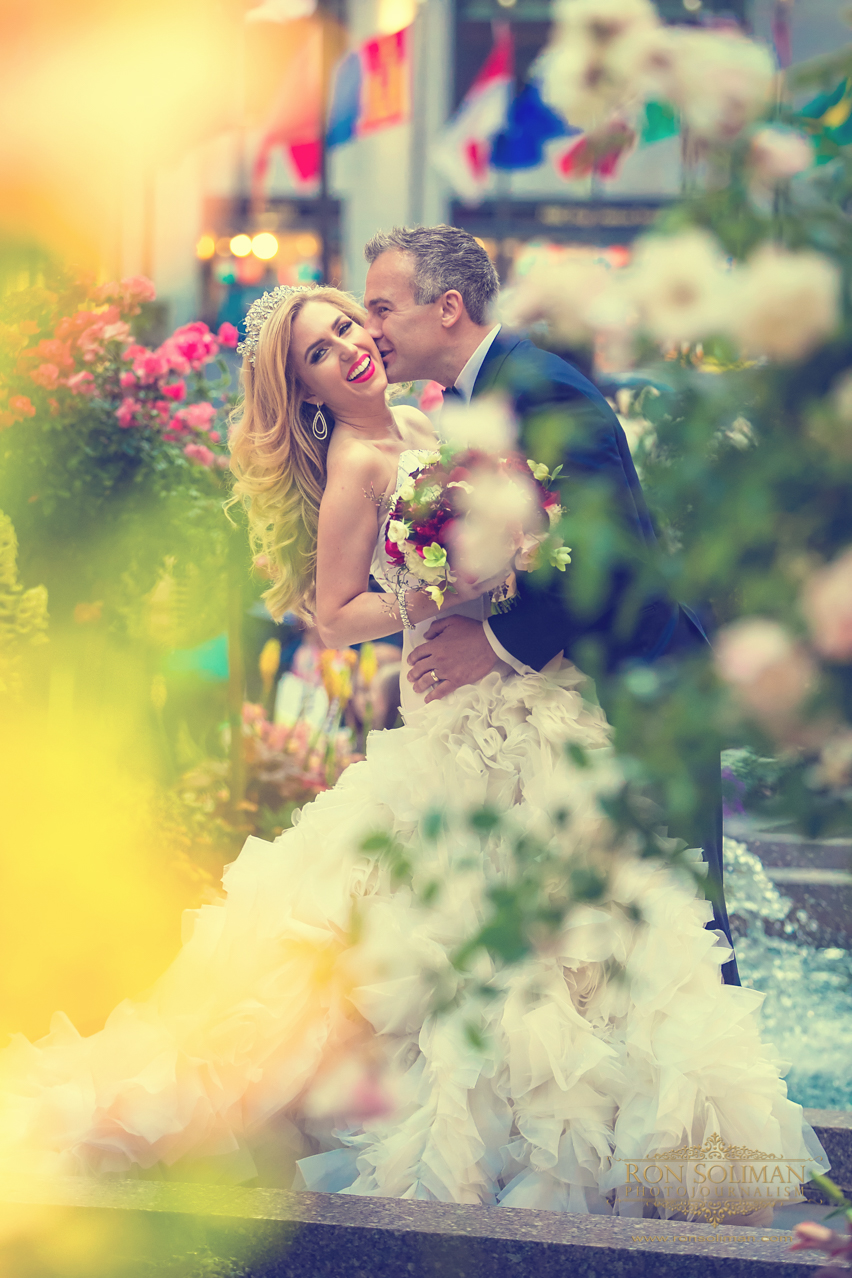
[626,229,733,344]
[730,245,840,362]
[396,478,415,502]
[386,520,410,546]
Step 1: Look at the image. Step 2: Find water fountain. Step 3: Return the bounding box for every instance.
[724,836,852,1109]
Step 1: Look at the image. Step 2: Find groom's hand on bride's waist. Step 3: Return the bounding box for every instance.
[408,616,497,703]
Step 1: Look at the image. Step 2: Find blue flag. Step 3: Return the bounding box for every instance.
[326,49,362,147]
[490,81,579,171]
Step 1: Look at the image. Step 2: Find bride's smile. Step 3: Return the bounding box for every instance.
[290,300,388,421]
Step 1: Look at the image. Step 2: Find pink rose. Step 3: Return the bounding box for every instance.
[162,380,186,402]
[791,1219,852,1261]
[419,380,446,412]
[162,321,219,372]
[183,442,215,467]
[101,321,131,343]
[119,370,136,389]
[214,455,229,469]
[117,397,142,428]
[123,343,147,363]
[217,322,239,348]
[132,350,169,384]
[801,547,852,662]
[31,363,59,389]
[715,618,816,728]
[183,400,217,431]
[9,395,36,418]
[93,277,156,314]
[65,370,96,396]
[209,430,220,442]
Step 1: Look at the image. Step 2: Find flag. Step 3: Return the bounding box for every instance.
[490,81,578,171]
[431,25,514,205]
[251,17,324,195]
[640,100,680,146]
[359,27,411,134]
[799,78,852,157]
[326,49,362,147]
[557,121,636,180]
[771,0,793,70]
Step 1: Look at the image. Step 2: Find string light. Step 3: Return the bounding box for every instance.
[195,234,215,260]
[229,234,252,258]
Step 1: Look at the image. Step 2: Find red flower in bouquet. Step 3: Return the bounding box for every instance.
[384,444,570,608]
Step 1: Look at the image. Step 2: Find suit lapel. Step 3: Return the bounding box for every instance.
[471,330,525,398]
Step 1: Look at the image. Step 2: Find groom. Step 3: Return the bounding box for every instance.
[363,224,739,986]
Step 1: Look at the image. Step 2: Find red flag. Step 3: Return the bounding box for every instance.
[359,27,410,134]
[250,17,324,196]
[431,25,514,205]
[557,121,636,181]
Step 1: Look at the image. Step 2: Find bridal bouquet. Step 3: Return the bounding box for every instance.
[383,444,570,609]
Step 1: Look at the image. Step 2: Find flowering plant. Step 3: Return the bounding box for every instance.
[0,273,241,634]
[165,701,359,864]
[383,445,570,609]
[1,275,236,473]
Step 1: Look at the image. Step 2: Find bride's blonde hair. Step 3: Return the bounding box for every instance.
[228,286,368,623]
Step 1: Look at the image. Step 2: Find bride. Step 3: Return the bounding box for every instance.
[0,284,828,1218]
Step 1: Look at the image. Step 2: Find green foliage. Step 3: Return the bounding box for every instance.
[0,509,47,697]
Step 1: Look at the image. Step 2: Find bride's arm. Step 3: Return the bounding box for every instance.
[314,448,441,647]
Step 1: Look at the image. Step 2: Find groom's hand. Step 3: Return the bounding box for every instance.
[407,615,497,703]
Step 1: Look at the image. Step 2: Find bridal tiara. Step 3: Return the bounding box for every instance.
[236,284,317,364]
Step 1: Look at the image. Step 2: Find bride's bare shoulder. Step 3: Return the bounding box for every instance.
[392,404,438,447]
[324,435,389,492]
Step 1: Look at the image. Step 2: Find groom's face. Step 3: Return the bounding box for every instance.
[364,250,443,384]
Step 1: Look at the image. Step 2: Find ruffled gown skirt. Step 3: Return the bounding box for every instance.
[0,664,828,1213]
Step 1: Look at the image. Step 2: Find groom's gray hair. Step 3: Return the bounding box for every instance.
[364,225,499,326]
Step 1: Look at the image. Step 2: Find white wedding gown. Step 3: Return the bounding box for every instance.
[0,452,828,1215]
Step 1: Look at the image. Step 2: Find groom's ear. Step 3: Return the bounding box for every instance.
[438,290,465,330]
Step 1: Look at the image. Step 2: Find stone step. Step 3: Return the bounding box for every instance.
[1,1111,849,1278]
[805,1108,852,1194]
[724,819,852,946]
[0,1175,834,1278]
[724,819,852,871]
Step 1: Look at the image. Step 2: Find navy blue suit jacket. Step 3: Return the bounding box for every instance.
[474,330,704,672]
[472,330,740,985]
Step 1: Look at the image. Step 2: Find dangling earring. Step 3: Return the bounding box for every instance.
[311,406,328,440]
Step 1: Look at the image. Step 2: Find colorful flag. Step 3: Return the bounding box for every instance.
[490,81,578,171]
[640,100,680,146]
[359,27,411,134]
[251,18,324,195]
[771,0,793,70]
[557,121,636,180]
[799,78,852,157]
[326,49,362,147]
[431,25,514,205]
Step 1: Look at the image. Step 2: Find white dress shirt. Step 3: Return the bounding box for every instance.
[444,323,535,676]
[451,324,502,404]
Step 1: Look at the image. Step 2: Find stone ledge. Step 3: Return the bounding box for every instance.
[805,1109,852,1191]
[0,1177,829,1278]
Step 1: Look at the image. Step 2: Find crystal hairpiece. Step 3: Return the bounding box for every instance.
[236,283,317,364]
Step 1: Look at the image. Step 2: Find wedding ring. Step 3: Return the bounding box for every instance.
[429,670,440,684]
